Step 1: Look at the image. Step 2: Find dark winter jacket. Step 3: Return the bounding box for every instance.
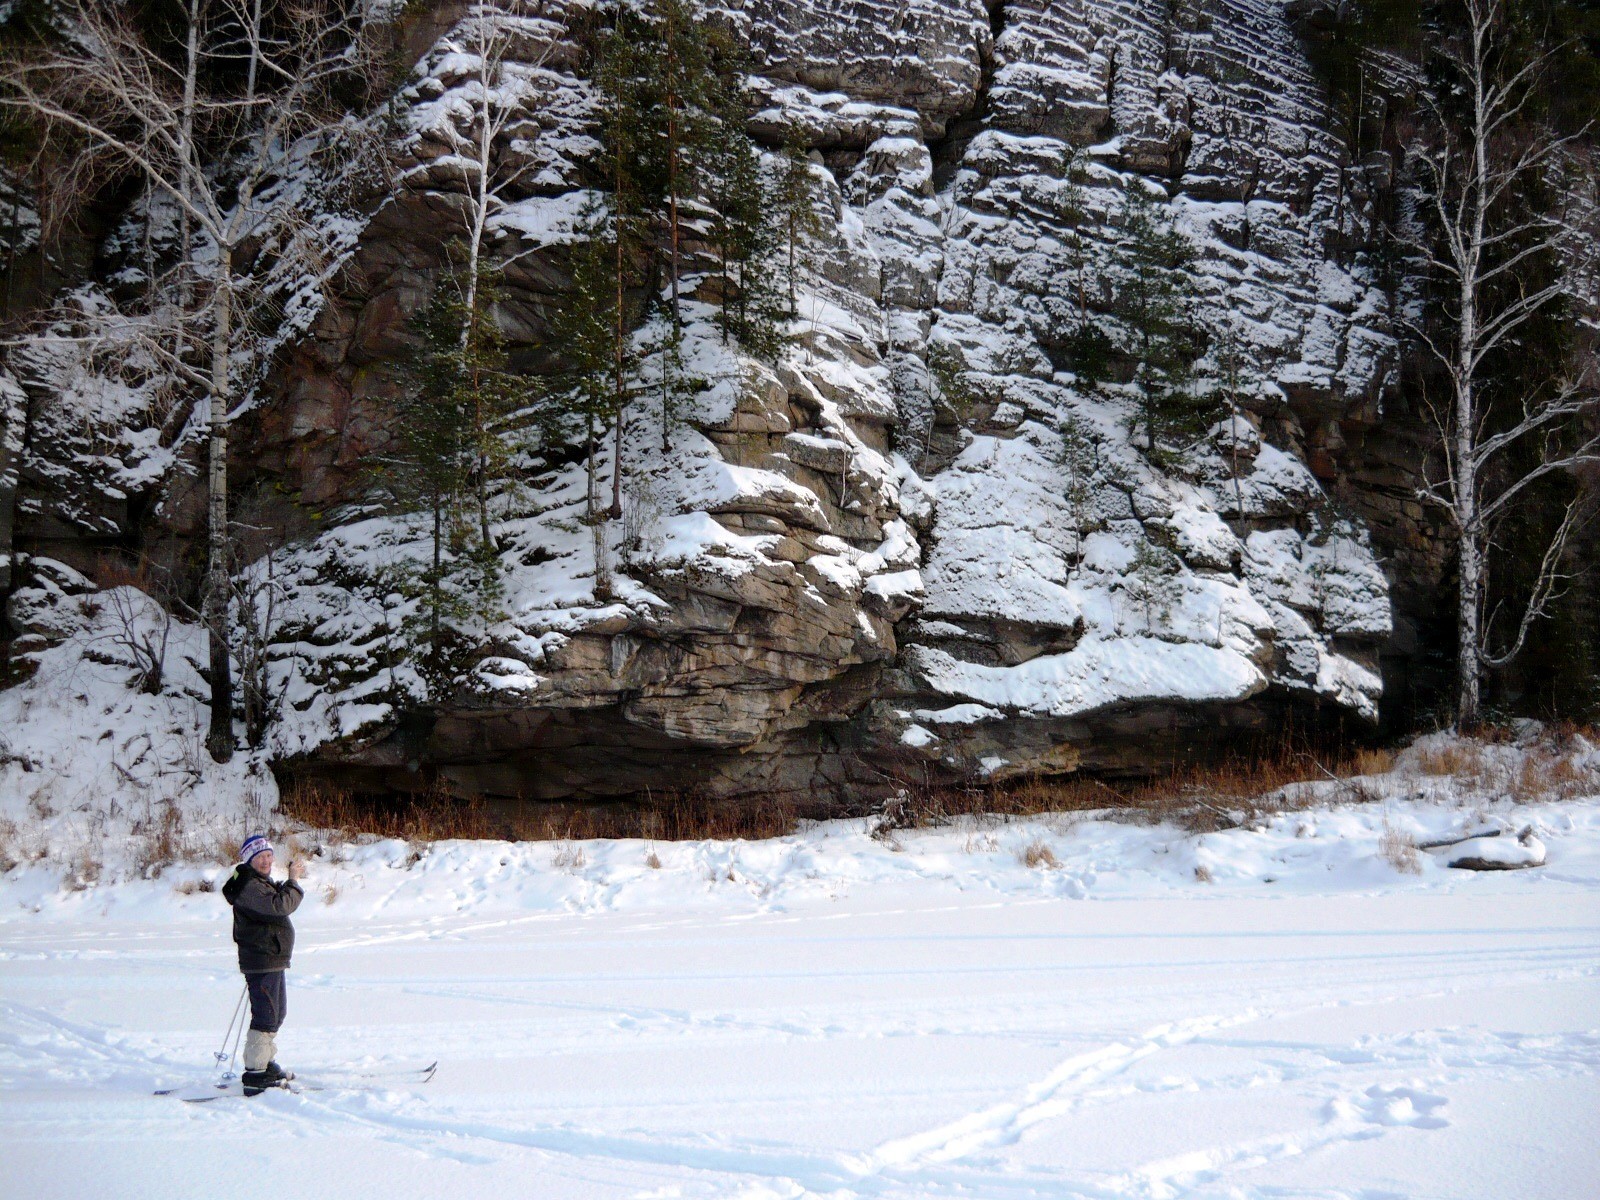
[222,864,303,972]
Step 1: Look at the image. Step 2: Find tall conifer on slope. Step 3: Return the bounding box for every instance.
[454,262,523,557]
[591,6,655,520]
[705,95,786,360]
[1112,188,1212,457]
[585,0,791,474]
[774,125,825,316]
[422,0,563,552]
[547,199,624,599]
[637,0,723,447]
[389,274,498,694]
[642,0,717,327]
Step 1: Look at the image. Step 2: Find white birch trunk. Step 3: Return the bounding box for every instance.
[204,254,235,761]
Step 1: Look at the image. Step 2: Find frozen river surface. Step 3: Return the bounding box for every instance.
[3,807,1598,1199]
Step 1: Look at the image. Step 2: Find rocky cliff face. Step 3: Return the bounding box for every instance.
[5,0,1417,804]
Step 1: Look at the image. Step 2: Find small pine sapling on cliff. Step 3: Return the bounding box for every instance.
[774,125,826,316]
[1207,315,1251,517]
[1112,189,1215,459]
[705,103,787,360]
[926,341,978,427]
[1126,539,1183,635]
[1054,413,1102,566]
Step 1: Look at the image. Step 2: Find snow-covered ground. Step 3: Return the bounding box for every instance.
[4,776,1599,1200]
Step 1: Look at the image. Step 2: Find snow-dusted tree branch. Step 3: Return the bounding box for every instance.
[1400,0,1600,727]
[0,0,391,761]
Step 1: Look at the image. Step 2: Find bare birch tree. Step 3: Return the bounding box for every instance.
[1,0,385,760]
[1403,0,1599,728]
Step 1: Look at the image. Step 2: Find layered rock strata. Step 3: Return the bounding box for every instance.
[7,0,1409,801]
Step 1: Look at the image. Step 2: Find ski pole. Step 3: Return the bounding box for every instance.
[226,1005,246,1083]
[214,984,246,1083]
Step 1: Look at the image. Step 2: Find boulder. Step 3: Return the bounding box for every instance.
[1445,830,1548,871]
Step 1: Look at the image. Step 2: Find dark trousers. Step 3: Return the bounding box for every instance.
[245,970,287,1033]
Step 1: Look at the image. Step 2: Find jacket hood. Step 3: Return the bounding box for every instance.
[221,863,258,904]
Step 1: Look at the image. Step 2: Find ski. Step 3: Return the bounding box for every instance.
[162,1080,301,1103]
[303,1060,438,1085]
[157,1062,436,1101]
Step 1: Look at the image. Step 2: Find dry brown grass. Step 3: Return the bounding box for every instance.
[550,843,586,872]
[644,849,662,869]
[1350,747,1397,776]
[0,817,19,874]
[1193,864,1214,884]
[617,791,799,842]
[1411,740,1493,783]
[281,781,504,842]
[66,843,102,891]
[1379,820,1422,875]
[276,739,1405,851]
[878,741,1395,837]
[279,779,802,844]
[1019,838,1060,869]
[271,725,1600,856]
[1406,723,1600,802]
[1508,737,1600,802]
[176,876,215,895]
[129,800,184,878]
[204,823,244,866]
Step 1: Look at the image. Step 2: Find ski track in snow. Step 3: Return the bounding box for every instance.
[858,1012,1263,1169]
[5,791,1600,1198]
[4,884,1599,1200]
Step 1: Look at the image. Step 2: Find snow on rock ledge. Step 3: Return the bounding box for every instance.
[254,0,1396,799]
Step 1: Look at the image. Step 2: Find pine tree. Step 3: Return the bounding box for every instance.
[585,0,791,476]
[1113,189,1213,456]
[1208,316,1250,516]
[641,0,719,326]
[774,125,825,315]
[1054,413,1100,563]
[633,0,727,448]
[456,265,523,554]
[592,10,657,519]
[643,307,702,452]
[547,199,624,599]
[388,277,490,693]
[706,107,786,358]
[1057,154,1115,384]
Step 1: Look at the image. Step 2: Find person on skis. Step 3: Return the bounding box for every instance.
[222,834,305,1096]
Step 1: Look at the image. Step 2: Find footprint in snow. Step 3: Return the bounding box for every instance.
[1330,1083,1449,1130]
